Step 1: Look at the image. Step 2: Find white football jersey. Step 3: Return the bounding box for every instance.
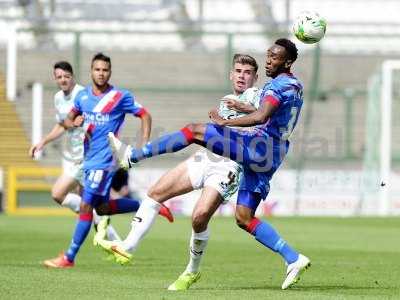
[54,84,85,163]
[218,87,260,120]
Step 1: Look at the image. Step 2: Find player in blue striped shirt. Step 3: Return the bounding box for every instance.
[43,53,173,268]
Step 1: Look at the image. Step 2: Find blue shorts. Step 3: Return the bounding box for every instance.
[204,123,287,199]
[236,190,263,211]
[82,169,116,207]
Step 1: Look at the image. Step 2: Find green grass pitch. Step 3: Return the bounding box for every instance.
[0,215,399,299]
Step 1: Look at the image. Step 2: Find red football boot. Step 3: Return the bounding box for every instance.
[159,204,174,223]
[43,253,74,268]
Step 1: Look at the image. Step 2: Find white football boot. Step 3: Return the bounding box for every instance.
[108,132,133,170]
[281,254,311,290]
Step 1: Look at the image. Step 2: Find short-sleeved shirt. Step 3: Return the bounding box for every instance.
[54,84,85,162]
[72,85,145,170]
[256,73,303,141]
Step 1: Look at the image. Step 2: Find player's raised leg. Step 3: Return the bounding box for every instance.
[168,186,221,291]
[108,122,244,170]
[108,123,207,169]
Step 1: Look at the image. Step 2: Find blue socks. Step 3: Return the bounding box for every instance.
[109,197,140,214]
[65,212,93,262]
[247,218,299,264]
[130,127,194,163]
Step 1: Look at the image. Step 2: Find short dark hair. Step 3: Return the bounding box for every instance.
[53,61,73,74]
[274,38,298,62]
[232,54,258,73]
[91,52,111,68]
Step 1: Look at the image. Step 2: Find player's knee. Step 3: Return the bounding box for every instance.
[95,208,106,215]
[192,211,209,232]
[95,209,106,216]
[51,190,64,205]
[79,201,92,214]
[147,186,163,201]
[235,217,247,230]
[95,203,110,215]
[185,123,205,139]
[184,123,196,133]
[235,210,252,230]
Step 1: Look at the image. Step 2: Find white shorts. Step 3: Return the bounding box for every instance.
[186,150,242,203]
[62,159,84,185]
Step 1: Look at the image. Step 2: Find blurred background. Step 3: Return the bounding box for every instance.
[0,0,399,216]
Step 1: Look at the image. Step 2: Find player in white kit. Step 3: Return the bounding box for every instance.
[98,54,260,290]
[29,61,120,242]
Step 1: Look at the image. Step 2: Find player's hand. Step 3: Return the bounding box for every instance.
[29,142,44,158]
[209,108,226,126]
[223,98,246,112]
[73,115,84,127]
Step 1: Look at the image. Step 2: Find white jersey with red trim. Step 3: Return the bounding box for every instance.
[54,84,85,163]
[72,85,145,170]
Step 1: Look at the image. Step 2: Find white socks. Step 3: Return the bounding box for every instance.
[92,211,121,242]
[105,225,121,241]
[61,193,81,213]
[185,228,210,274]
[122,197,161,252]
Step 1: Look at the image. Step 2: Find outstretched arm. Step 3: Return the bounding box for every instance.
[210,99,278,127]
[29,123,65,158]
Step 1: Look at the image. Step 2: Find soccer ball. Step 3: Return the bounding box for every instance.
[292,11,326,44]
